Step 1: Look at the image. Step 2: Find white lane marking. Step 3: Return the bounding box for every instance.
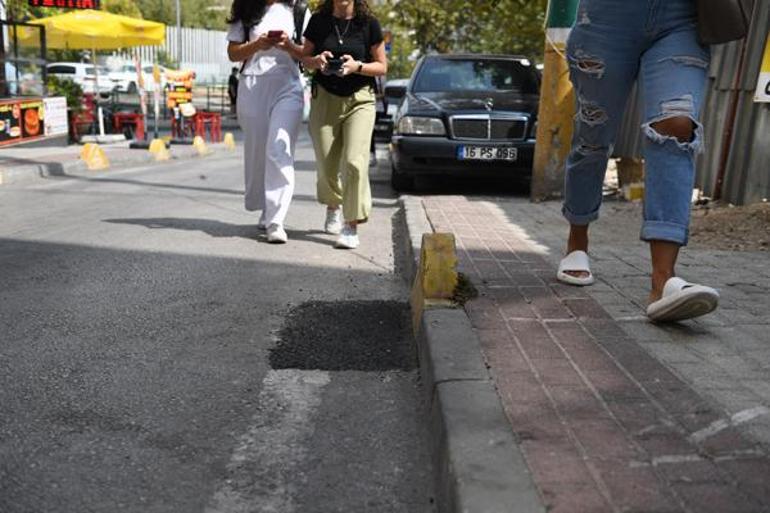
[689,406,770,444]
[205,369,330,513]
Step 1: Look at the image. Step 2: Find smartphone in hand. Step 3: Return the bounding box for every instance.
[267,30,283,40]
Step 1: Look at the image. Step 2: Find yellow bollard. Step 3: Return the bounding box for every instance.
[410,233,459,332]
[80,143,110,171]
[148,138,170,161]
[223,132,236,151]
[193,135,210,156]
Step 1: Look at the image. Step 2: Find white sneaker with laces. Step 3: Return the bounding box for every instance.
[266,224,288,244]
[324,208,342,235]
[334,224,359,249]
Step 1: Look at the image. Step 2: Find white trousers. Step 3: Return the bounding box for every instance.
[237,73,303,227]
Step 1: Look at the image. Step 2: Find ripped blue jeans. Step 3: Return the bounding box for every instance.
[562,0,710,245]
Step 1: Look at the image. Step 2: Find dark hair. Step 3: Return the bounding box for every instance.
[227,0,293,25]
[317,0,374,20]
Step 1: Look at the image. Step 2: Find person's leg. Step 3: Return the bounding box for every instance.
[308,86,344,210]
[237,76,269,213]
[263,79,304,228]
[561,0,645,277]
[339,87,376,225]
[639,1,710,302]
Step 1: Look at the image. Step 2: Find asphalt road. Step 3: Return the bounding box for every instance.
[0,129,434,513]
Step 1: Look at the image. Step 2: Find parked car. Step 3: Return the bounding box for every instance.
[108,63,168,94]
[389,54,540,191]
[46,62,115,95]
[373,78,408,142]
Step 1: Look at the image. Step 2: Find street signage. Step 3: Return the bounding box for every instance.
[27,0,101,9]
[754,34,770,103]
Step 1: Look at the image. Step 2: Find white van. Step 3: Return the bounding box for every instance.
[46,62,116,95]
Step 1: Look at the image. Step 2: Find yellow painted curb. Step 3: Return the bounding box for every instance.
[148,138,170,161]
[223,132,236,150]
[193,135,210,156]
[410,233,459,332]
[80,143,110,171]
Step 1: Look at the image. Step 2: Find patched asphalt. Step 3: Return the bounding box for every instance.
[270,300,416,371]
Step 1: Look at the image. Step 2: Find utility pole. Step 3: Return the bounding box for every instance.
[175,0,181,67]
[530,0,578,201]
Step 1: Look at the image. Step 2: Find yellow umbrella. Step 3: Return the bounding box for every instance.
[18,9,165,50]
[18,10,165,138]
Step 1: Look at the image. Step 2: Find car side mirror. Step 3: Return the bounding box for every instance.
[386,85,406,100]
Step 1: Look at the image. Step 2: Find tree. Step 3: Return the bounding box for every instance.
[103,0,143,18]
[383,0,547,75]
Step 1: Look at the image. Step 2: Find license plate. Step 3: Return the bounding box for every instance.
[457,145,518,161]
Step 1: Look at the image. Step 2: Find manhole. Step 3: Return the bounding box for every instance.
[269,301,416,371]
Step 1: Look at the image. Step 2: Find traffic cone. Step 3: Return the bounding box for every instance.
[149,138,170,161]
[223,132,236,151]
[80,143,110,171]
[193,135,210,156]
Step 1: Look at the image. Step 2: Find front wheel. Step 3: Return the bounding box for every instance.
[390,165,414,192]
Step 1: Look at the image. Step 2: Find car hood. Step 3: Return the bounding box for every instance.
[408,91,538,115]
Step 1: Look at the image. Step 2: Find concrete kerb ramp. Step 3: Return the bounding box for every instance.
[401,195,545,513]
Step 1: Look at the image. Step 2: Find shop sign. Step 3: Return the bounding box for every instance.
[28,0,101,9]
[43,96,68,136]
[0,98,45,146]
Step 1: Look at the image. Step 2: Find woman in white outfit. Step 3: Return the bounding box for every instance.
[226,0,308,243]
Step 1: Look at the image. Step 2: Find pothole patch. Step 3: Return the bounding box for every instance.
[269,301,416,371]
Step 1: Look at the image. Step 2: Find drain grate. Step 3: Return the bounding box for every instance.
[269,301,416,371]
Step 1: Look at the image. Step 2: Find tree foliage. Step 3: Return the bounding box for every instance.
[382,0,547,78]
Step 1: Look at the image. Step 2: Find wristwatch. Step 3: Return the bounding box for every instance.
[357,61,363,73]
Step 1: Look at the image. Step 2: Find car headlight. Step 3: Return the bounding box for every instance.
[396,116,446,136]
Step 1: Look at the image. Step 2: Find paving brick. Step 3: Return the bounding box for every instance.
[530,358,583,386]
[634,425,698,458]
[475,329,530,373]
[563,298,614,319]
[516,329,566,360]
[519,286,575,320]
[522,439,591,484]
[539,482,612,513]
[590,368,647,403]
[464,298,508,331]
[548,385,609,419]
[698,427,760,457]
[673,482,762,513]
[488,287,538,319]
[593,463,680,513]
[656,459,723,484]
[718,458,770,503]
[548,281,592,300]
[571,418,641,459]
[608,399,668,435]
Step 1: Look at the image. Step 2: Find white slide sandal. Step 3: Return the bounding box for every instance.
[557,250,595,286]
[647,277,719,323]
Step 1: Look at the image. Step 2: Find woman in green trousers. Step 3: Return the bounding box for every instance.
[301,0,387,249]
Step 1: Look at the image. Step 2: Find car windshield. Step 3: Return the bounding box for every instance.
[413,58,539,94]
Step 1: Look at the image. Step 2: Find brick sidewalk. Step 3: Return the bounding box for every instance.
[423,196,770,513]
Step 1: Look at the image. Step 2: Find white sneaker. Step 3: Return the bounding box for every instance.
[266,224,288,244]
[334,224,359,249]
[324,208,342,235]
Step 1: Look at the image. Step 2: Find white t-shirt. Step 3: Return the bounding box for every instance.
[226,3,309,77]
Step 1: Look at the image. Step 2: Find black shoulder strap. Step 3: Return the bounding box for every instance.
[293,0,308,44]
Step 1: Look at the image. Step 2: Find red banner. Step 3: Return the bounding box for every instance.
[28,0,101,9]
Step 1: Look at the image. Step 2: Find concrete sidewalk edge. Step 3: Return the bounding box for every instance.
[399,196,545,513]
[0,143,234,186]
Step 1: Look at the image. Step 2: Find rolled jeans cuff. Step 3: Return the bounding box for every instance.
[562,204,600,226]
[640,220,688,246]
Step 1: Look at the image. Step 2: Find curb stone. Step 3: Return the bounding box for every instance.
[0,144,233,186]
[400,195,545,513]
